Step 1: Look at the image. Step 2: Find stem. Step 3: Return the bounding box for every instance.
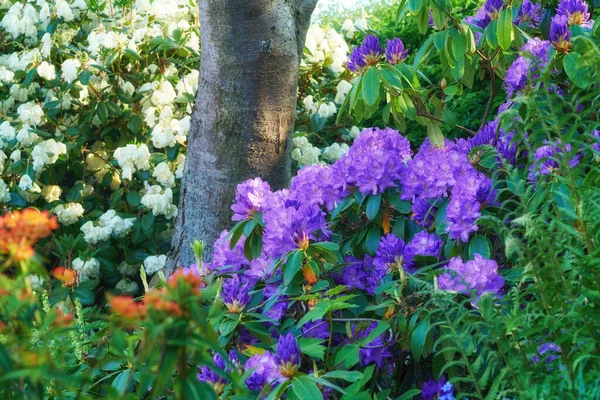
[419,111,478,136]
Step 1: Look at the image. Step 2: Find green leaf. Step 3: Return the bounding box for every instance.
[563,52,593,89]
[378,65,403,92]
[112,370,131,394]
[72,286,95,306]
[126,191,141,207]
[362,68,380,107]
[283,251,303,286]
[486,20,499,49]
[468,234,492,260]
[442,108,456,128]
[97,103,108,123]
[79,70,92,85]
[497,7,514,50]
[411,314,430,362]
[427,121,444,149]
[408,0,421,14]
[323,371,362,382]
[292,375,323,400]
[179,378,217,400]
[335,343,360,368]
[298,338,326,361]
[396,389,421,400]
[451,33,467,61]
[365,194,382,220]
[141,213,154,234]
[365,226,381,255]
[128,115,143,134]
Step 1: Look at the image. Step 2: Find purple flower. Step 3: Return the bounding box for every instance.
[262,283,288,322]
[276,333,301,377]
[336,127,412,195]
[438,255,505,297]
[515,0,541,25]
[468,119,517,165]
[361,34,383,64]
[422,376,455,400]
[504,56,529,96]
[532,342,562,364]
[557,0,593,27]
[528,141,581,182]
[290,164,341,211]
[386,38,409,64]
[231,177,272,221]
[339,255,387,295]
[206,230,249,274]
[550,14,571,52]
[262,191,329,259]
[592,130,600,152]
[347,46,367,73]
[521,38,551,61]
[244,351,282,391]
[411,197,439,229]
[373,234,406,271]
[222,275,250,313]
[302,319,330,339]
[350,322,393,368]
[483,0,505,19]
[198,354,228,395]
[404,231,443,271]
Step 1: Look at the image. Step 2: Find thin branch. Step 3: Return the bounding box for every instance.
[420,111,478,136]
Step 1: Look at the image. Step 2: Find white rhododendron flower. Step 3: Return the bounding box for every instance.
[32,139,67,171]
[141,183,177,218]
[292,136,321,167]
[0,179,10,202]
[115,278,139,295]
[354,18,369,31]
[113,144,151,180]
[17,102,45,125]
[72,257,100,282]
[37,61,56,80]
[19,174,34,191]
[335,80,353,104]
[143,254,166,275]
[341,18,356,38]
[54,202,84,225]
[41,185,62,202]
[322,142,350,162]
[79,209,134,243]
[61,59,81,82]
[153,162,175,188]
[151,80,176,106]
[317,102,336,119]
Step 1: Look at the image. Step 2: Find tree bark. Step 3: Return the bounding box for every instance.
[166,0,318,273]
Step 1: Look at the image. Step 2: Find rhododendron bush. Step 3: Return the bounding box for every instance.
[2,0,600,399]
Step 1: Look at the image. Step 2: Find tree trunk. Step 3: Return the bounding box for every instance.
[166,0,318,273]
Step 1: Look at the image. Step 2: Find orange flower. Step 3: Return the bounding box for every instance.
[0,209,58,261]
[168,267,204,293]
[52,267,78,287]
[109,295,147,319]
[53,309,74,327]
[144,290,182,316]
[302,263,318,285]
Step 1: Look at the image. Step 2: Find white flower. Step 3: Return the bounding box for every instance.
[61,59,81,83]
[0,66,14,85]
[0,150,5,174]
[341,19,356,38]
[0,121,16,143]
[72,257,100,282]
[151,124,176,148]
[335,80,353,104]
[16,125,40,146]
[28,274,45,290]
[0,179,10,203]
[40,33,53,57]
[151,80,176,106]
[17,102,45,125]
[9,150,21,162]
[37,61,56,80]
[41,185,62,202]
[116,278,139,295]
[113,144,151,180]
[143,254,166,275]
[153,162,175,188]
[302,95,318,115]
[121,81,135,95]
[32,139,67,171]
[354,18,369,31]
[141,183,177,218]
[54,202,84,225]
[80,220,112,244]
[19,174,33,191]
[118,262,139,277]
[56,0,74,21]
[349,126,361,139]
[98,209,135,236]
[322,143,350,162]
[317,102,336,119]
[292,137,321,166]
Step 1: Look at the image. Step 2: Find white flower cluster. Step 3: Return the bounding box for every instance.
[80,210,135,244]
[143,254,166,275]
[302,95,337,119]
[292,136,321,167]
[322,142,350,162]
[72,257,100,282]
[304,25,349,75]
[141,183,178,219]
[341,18,369,39]
[54,202,84,225]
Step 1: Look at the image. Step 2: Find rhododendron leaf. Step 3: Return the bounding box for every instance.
[283,251,303,286]
[486,20,499,49]
[468,235,492,260]
[396,389,421,400]
[365,226,381,255]
[292,375,323,400]
[128,115,143,134]
[97,103,108,123]
[179,377,217,400]
[563,52,593,89]
[408,0,421,14]
[411,314,430,362]
[111,370,131,394]
[126,191,141,207]
[362,68,380,107]
[497,7,514,51]
[365,194,382,220]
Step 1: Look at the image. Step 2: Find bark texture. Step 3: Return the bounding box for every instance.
[166,0,318,273]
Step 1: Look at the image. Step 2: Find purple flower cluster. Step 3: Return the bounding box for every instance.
[515,0,542,26]
[404,231,443,270]
[557,0,593,27]
[464,0,505,33]
[276,333,301,377]
[244,351,282,391]
[550,14,571,52]
[221,274,250,313]
[528,140,581,183]
[438,254,505,297]
[411,197,439,228]
[206,230,249,274]
[348,35,410,73]
[421,375,455,400]
[337,127,413,195]
[504,38,551,97]
[386,38,409,64]
[339,255,387,295]
[402,139,494,242]
[531,342,562,364]
[347,35,383,73]
[592,130,600,153]
[351,322,394,368]
[468,119,518,165]
[198,353,231,395]
[231,177,271,221]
